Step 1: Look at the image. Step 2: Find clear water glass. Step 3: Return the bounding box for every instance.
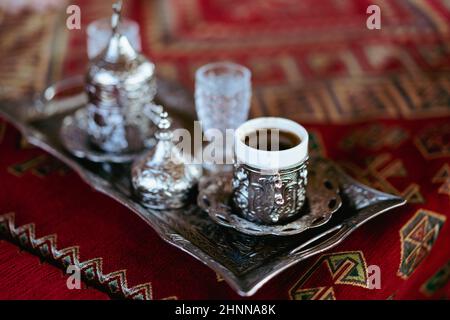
[87,17,141,59]
[195,62,251,139]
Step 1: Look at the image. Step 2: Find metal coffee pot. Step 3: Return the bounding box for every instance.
[85,1,157,153]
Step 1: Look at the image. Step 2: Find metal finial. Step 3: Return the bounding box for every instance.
[111,0,123,33]
[158,112,171,129]
[156,111,172,140]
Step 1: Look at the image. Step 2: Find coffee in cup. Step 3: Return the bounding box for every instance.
[243,128,302,151]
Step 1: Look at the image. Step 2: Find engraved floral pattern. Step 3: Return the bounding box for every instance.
[232,162,308,224]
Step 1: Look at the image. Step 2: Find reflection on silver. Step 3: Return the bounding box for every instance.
[60,107,157,163]
[132,112,202,209]
[85,1,157,153]
[198,159,342,236]
[232,160,308,225]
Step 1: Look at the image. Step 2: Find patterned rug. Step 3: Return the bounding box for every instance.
[0,9,59,101]
[0,0,449,299]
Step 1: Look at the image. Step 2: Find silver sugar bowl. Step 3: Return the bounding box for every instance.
[233,117,309,225]
[132,111,202,209]
[85,1,157,153]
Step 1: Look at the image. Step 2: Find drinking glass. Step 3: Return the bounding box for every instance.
[195,62,251,170]
[195,62,251,137]
[87,17,141,59]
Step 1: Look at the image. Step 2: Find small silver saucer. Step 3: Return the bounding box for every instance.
[60,108,157,163]
[198,160,342,236]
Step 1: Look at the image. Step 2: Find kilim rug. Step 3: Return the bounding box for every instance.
[0,0,449,299]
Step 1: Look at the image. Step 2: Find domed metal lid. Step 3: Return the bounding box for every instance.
[86,0,155,89]
[103,0,137,63]
[131,111,202,209]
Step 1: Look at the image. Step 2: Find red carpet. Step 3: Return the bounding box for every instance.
[0,0,449,299]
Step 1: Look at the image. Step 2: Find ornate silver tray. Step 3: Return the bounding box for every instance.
[0,79,406,296]
[198,159,343,236]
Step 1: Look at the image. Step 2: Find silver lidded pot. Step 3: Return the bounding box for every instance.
[85,0,157,154]
[132,111,202,209]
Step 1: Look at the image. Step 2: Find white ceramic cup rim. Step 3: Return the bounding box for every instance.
[234,117,308,171]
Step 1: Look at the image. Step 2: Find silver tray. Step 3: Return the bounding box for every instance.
[0,79,406,296]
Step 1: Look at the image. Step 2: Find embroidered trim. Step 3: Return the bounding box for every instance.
[420,260,450,297]
[0,212,152,300]
[289,251,369,300]
[397,209,446,279]
[432,164,450,197]
[414,124,450,160]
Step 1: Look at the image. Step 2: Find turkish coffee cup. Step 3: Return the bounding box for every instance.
[233,117,309,224]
